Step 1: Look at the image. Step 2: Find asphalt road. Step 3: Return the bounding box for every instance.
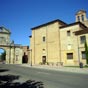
[0,64,88,88]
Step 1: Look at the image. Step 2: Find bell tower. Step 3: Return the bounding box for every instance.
[76,10,87,22]
[76,10,88,27]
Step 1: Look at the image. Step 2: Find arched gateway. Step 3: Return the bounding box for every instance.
[0,27,23,64]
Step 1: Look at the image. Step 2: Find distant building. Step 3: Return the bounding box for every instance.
[29,10,88,66]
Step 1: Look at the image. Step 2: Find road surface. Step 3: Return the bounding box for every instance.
[0,64,88,88]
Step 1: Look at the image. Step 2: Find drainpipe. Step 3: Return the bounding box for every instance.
[77,35,80,65]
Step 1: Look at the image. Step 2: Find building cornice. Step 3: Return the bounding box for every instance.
[73,28,88,35]
[59,22,87,29]
[31,19,67,30]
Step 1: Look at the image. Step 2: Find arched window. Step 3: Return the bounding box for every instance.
[82,15,84,21]
[77,16,80,21]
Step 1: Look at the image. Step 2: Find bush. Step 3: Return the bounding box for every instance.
[39,62,43,65]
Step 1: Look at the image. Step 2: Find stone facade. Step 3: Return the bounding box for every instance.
[60,23,88,66]
[29,10,88,66]
[29,20,66,65]
[0,27,23,64]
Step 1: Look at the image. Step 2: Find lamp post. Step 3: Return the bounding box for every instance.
[30,49,32,66]
[13,45,15,64]
[9,43,12,64]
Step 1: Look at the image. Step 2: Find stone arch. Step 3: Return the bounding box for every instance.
[0,48,6,62]
[0,26,23,64]
[22,52,28,63]
[0,46,10,64]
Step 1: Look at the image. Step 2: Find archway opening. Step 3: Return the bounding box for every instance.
[0,48,6,63]
[22,52,28,63]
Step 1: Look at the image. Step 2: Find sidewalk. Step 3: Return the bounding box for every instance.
[19,64,88,74]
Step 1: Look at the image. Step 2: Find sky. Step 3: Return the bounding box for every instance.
[0,0,88,47]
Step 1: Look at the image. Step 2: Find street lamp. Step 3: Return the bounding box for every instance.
[9,43,12,64]
[13,45,15,64]
[29,49,32,66]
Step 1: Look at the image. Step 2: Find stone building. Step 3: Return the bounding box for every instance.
[29,10,88,66]
[0,27,23,64]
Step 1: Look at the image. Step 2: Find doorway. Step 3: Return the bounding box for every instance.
[42,56,46,64]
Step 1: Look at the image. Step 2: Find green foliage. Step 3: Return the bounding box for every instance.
[39,62,43,65]
[85,41,88,64]
[39,62,49,65]
[0,51,6,61]
[46,62,49,65]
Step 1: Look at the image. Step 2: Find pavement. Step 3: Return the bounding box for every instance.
[19,64,88,74]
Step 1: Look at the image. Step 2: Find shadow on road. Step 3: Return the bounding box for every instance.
[0,69,9,72]
[0,74,44,88]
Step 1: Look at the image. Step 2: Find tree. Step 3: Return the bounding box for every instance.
[85,41,88,64]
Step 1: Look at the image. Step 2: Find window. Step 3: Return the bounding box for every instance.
[42,49,45,53]
[82,51,86,59]
[80,36,86,44]
[67,31,71,36]
[43,36,45,42]
[82,15,84,21]
[43,49,45,51]
[78,16,80,21]
[67,53,73,59]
